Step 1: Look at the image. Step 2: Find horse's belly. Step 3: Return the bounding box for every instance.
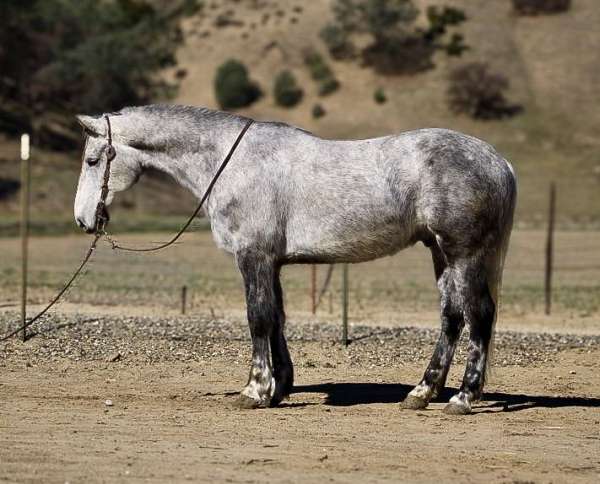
[285,216,416,263]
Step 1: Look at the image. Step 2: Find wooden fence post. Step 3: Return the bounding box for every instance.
[20,134,31,342]
[545,182,556,315]
[181,285,187,315]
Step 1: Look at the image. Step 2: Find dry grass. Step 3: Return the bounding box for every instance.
[1,229,598,334]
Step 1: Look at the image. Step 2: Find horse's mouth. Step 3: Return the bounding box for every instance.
[90,207,110,234]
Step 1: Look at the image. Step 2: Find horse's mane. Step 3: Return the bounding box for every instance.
[118,104,248,125]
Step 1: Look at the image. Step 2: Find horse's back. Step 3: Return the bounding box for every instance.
[213,123,516,262]
[282,127,516,257]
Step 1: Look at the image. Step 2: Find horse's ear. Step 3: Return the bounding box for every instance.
[75,114,106,136]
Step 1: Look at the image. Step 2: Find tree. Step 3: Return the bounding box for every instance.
[273,71,303,108]
[447,62,522,120]
[214,60,261,110]
[0,0,200,148]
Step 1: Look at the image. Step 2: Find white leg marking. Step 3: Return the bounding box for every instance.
[409,382,433,400]
[241,359,275,405]
[449,393,472,413]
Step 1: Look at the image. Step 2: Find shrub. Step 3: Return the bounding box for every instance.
[304,50,334,81]
[312,104,326,119]
[303,49,341,96]
[0,178,20,201]
[362,34,435,74]
[273,70,303,107]
[214,59,261,109]
[425,6,467,41]
[323,0,468,75]
[374,88,387,104]
[318,78,340,96]
[319,24,355,59]
[447,62,521,120]
[512,0,571,15]
[445,33,469,57]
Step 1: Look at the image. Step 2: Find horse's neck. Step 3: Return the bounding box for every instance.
[136,121,242,200]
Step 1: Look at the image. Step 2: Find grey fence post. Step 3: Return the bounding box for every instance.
[342,263,349,346]
[20,134,31,342]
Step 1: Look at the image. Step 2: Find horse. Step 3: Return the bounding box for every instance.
[74,104,516,415]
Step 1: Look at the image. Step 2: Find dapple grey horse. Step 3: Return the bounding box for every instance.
[74,104,516,415]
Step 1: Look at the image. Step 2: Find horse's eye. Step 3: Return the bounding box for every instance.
[86,157,99,167]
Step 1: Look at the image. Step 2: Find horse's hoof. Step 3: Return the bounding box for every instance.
[234,394,267,409]
[400,395,429,410]
[269,394,284,407]
[270,388,292,408]
[443,402,471,415]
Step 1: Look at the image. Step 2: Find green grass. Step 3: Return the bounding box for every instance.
[0,215,210,237]
[1,230,599,331]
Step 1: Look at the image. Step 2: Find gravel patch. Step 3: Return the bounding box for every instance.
[1,311,598,367]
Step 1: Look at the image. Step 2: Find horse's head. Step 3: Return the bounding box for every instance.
[74,113,142,233]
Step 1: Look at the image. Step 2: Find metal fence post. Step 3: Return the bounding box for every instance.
[310,265,316,314]
[545,182,556,315]
[342,263,349,346]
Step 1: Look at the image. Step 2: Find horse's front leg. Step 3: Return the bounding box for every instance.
[270,267,294,405]
[235,249,281,408]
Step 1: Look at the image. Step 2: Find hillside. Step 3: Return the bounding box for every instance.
[1,0,599,231]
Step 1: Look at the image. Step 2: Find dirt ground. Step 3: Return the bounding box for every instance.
[1,313,599,484]
[1,230,599,483]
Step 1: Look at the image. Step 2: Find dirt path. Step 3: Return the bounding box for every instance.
[1,315,599,483]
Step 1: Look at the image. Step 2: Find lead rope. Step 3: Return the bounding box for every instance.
[1,117,254,342]
[102,118,254,252]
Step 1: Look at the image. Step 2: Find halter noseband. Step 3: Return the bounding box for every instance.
[93,114,116,233]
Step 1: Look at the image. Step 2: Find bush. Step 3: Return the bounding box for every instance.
[312,104,326,119]
[445,33,469,57]
[425,6,467,42]
[447,62,521,120]
[0,178,20,201]
[362,34,435,74]
[318,78,340,96]
[323,0,468,75]
[303,49,341,96]
[512,0,571,15]
[304,50,334,81]
[319,24,354,59]
[214,60,261,110]
[374,88,387,104]
[273,70,303,107]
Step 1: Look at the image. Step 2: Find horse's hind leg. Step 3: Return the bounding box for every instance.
[401,244,465,410]
[443,256,496,415]
[235,250,278,408]
[270,267,294,406]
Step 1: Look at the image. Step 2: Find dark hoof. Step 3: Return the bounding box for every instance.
[269,395,284,407]
[270,390,291,408]
[443,402,471,415]
[233,394,267,409]
[400,395,429,410]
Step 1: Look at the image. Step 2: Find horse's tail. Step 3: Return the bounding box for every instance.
[485,161,517,378]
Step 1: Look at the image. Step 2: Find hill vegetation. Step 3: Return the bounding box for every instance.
[1,0,599,233]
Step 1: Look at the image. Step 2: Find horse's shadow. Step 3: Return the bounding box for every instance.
[293,382,600,413]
